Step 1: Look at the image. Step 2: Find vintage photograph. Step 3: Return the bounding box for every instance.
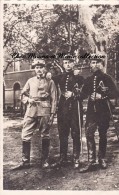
[3,2,119,190]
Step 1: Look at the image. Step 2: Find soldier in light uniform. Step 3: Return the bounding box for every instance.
[51,55,84,169]
[80,55,119,172]
[13,59,57,170]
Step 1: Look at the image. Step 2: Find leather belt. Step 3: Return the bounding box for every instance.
[32,97,49,101]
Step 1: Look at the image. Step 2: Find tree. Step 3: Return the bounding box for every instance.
[3,4,119,73]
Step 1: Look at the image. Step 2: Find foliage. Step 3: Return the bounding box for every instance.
[3,4,119,74]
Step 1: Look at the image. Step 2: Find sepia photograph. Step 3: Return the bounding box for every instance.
[2,2,119,191]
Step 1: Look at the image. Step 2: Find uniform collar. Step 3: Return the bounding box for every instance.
[93,70,104,77]
[65,70,73,75]
[36,74,46,79]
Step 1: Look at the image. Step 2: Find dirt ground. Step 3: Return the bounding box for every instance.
[3,116,119,190]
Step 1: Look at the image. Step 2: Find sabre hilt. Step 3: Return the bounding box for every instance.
[98,81,109,98]
[73,83,84,100]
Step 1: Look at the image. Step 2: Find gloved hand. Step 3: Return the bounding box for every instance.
[65,91,73,99]
[73,69,80,75]
[28,98,36,105]
[91,92,101,100]
[21,95,29,104]
[46,72,52,80]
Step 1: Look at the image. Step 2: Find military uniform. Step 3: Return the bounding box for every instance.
[53,71,84,167]
[81,69,119,169]
[13,59,57,170]
[22,76,57,140]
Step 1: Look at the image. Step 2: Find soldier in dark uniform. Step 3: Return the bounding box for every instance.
[80,55,119,171]
[51,55,84,169]
[13,59,57,170]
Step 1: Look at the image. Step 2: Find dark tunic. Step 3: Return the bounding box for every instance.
[53,71,84,139]
[81,70,119,125]
[80,70,119,160]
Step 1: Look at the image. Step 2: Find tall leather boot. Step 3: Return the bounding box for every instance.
[73,138,80,169]
[41,138,50,168]
[60,137,68,161]
[98,136,107,169]
[12,141,31,170]
[51,137,68,168]
[87,139,96,164]
[80,139,96,173]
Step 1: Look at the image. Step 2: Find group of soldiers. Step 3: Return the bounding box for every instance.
[13,54,119,172]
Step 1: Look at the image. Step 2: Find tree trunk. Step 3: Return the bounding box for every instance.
[78,6,107,53]
[78,5,107,72]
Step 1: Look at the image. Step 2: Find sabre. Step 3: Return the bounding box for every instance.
[74,83,83,155]
[77,100,83,155]
[99,81,119,142]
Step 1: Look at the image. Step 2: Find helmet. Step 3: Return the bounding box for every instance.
[32,59,46,68]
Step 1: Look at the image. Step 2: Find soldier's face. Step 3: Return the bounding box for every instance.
[90,61,104,73]
[97,62,104,71]
[63,60,74,72]
[90,60,99,72]
[35,65,46,77]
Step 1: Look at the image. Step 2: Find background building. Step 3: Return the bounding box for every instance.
[4,54,119,113]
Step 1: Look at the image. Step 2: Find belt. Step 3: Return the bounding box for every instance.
[32,97,49,101]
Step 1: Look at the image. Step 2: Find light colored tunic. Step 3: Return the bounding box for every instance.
[21,76,57,141]
[22,76,57,117]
